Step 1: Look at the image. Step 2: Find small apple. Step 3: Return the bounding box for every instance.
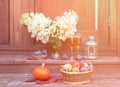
[72,61,81,68]
[62,63,72,72]
[72,67,80,72]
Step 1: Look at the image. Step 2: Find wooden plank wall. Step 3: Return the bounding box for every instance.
[0,0,119,56]
[117,0,120,56]
[13,0,35,47]
[0,0,9,45]
[35,0,95,30]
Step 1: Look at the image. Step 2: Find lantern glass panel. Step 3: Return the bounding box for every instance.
[85,36,97,59]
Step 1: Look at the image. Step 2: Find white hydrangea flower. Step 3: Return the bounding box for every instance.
[49,10,78,41]
[20,10,78,44]
[20,12,52,44]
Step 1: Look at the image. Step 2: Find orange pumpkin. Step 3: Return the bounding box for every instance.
[33,63,50,80]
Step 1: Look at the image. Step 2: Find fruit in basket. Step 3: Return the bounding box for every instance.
[80,61,84,67]
[87,66,92,71]
[84,62,89,67]
[72,67,80,72]
[62,61,92,72]
[62,63,72,72]
[32,50,47,60]
[80,61,89,68]
[33,63,50,80]
[80,67,88,72]
[72,61,81,68]
[33,50,42,56]
[41,50,47,55]
[33,50,47,56]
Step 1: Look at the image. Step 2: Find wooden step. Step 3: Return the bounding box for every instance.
[0,55,120,76]
[0,73,120,87]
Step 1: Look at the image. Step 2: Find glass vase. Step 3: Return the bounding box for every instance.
[50,37,62,59]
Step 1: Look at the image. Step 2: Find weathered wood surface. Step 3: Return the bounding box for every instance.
[0,55,120,76]
[0,73,120,87]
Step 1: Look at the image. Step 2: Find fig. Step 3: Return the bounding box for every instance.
[33,50,42,56]
[41,50,47,55]
[62,54,69,60]
[87,66,92,71]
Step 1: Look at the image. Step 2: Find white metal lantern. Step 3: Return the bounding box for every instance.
[85,36,97,59]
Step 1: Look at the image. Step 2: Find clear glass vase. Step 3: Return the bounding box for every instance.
[50,37,62,59]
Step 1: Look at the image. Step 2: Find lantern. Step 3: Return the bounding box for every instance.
[85,36,97,59]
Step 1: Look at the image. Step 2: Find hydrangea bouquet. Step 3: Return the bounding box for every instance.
[20,10,78,59]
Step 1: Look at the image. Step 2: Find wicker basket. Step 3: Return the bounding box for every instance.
[32,54,47,60]
[60,62,93,84]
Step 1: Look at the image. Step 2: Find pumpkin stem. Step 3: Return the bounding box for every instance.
[42,63,45,66]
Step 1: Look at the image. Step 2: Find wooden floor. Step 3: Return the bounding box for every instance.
[0,73,120,87]
[0,55,120,87]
